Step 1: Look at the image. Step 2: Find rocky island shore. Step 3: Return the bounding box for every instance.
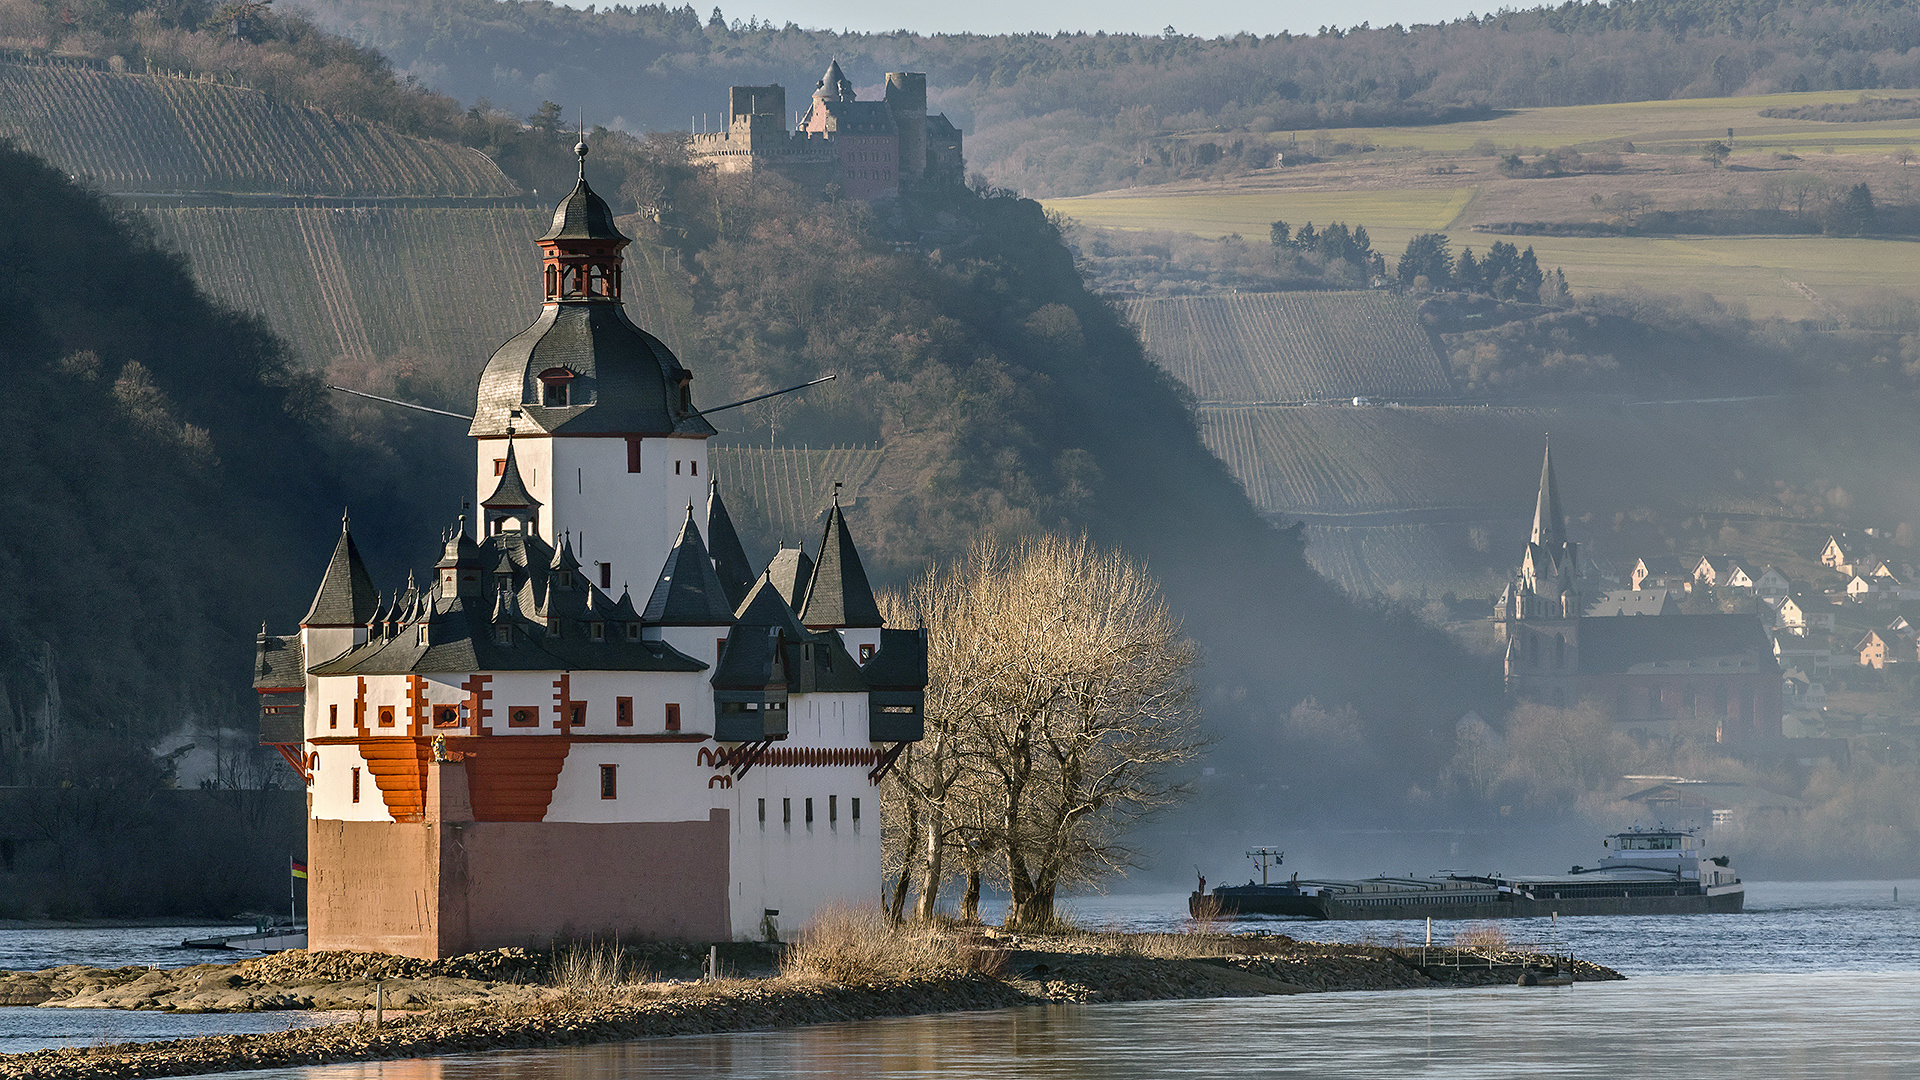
[0,927,1623,1079]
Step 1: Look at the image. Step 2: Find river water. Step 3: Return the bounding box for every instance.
[2,880,1916,1075]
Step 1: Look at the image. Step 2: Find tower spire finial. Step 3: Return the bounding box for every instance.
[574,111,588,178]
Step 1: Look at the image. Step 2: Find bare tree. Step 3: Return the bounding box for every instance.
[886,534,1204,930]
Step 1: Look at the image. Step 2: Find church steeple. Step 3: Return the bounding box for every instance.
[1531,438,1568,550]
[537,136,629,305]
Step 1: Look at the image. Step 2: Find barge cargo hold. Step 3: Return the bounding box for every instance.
[1192,828,1744,921]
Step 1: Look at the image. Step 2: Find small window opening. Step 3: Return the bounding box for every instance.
[627,437,642,473]
[675,460,682,475]
[494,458,507,476]
[851,797,861,823]
[494,625,512,645]
[569,703,586,727]
[351,768,361,803]
[805,797,814,826]
[691,460,699,476]
[717,638,728,664]
[782,798,792,827]
[329,703,338,729]
[509,706,539,728]
[599,562,612,589]
[378,706,395,728]
[434,706,460,728]
[665,703,681,731]
[627,622,641,641]
[616,697,633,727]
[538,367,575,407]
[859,643,875,663]
[591,621,605,642]
[758,798,766,826]
[600,764,617,799]
[829,794,837,826]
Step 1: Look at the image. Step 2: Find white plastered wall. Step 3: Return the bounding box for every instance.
[475,436,710,597]
[725,691,884,940]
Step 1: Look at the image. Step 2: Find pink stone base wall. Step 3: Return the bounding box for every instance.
[309,811,731,958]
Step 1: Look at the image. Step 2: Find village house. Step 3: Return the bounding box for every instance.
[1853,628,1909,668]
[1620,779,1805,833]
[254,144,927,958]
[1754,565,1791,599]
[1631,556,1693,592]
[1693,554,1756,590]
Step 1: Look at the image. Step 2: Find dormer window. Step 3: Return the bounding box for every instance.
[539,367,575,407]
[591,621,605,642]
[494,625,512,645]
[627,623,642,641]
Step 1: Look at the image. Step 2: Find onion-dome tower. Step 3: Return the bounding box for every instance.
[470,135,717,600]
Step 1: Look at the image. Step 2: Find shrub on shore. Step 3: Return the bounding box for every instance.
[779,906,967,983]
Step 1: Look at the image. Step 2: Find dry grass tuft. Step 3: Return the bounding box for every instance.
[778,906,966,983]
[1452,922,1509,949]
[547,940,655,1007]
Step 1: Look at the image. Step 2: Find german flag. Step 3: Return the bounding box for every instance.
[290,858,308,880]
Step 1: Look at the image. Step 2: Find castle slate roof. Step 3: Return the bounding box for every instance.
[643,508,737,625]
[308,529,706,676]
[813,100,897,134]
[483,442,539,508]
[470,304,718,438]
[707,482,757,611]
[1577,614,1776,675]
[800,502,883,629]
[764,546,815,611]
[539,150,629,243]
[302,519,380,627]
[860,627,927,689]
[253,633,305,690]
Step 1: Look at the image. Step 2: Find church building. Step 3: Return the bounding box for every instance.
[1495,444,1781,744]
[255,139,926,958]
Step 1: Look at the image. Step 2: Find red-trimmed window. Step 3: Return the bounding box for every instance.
[377,706,395,728]
[508,706,540,728]
[859,644,875,663]
[627,437,642,473]
[494,458,507,476]
[351,768,361,803]
[616,697,633,727]
[665,703,681,731]
[600,764,617,799]
[329,703,338,729]
[569,703,586,727]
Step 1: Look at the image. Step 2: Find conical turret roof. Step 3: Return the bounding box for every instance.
[643,507,737,626]
[1531,440,1567,550]
[707,481,756,610]
[483,442,539,509]
[539,141,629,243]
[800,501,882,629]
[303,513,380,627]
[764,546,815,611]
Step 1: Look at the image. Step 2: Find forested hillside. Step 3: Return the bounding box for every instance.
[0,141,397,915]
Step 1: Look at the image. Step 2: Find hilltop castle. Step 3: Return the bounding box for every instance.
[1496,444,1781,744]
[689,61,964,200]
[255,140,926,957]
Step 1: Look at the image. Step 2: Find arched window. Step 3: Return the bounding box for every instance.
[545,265,558,299]
[539,367,575,408]
[588,264,607,297]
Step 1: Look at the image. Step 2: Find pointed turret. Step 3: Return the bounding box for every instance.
[800,501,882,629]
[1531,440,1568,551]
[707,481,756,610]
[303,512,380,627]
[763,546,815,611]
[482,441,541,537]
[814,58,854,102]
[644,507,737,626]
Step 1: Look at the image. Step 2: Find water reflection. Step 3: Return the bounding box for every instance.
[247,974,1920,1080]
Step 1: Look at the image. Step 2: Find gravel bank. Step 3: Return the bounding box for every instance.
[0,937,1623,1078]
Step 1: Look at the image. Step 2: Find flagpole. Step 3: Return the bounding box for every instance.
[290,854,296,928]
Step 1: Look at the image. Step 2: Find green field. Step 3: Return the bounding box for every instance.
[1059,188,1475,239]
[1302,90,1920,158]
[1125,292,1450,402]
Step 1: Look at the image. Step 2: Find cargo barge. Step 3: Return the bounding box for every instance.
[1192,828,1744,921]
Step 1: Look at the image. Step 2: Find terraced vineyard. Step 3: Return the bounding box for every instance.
[1198,404,1783,519]
[1302,524,1513,599]
[708,446,888,550]
[143,207,551,373]
[1124,291,1452,403]
[0,59,517,196]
